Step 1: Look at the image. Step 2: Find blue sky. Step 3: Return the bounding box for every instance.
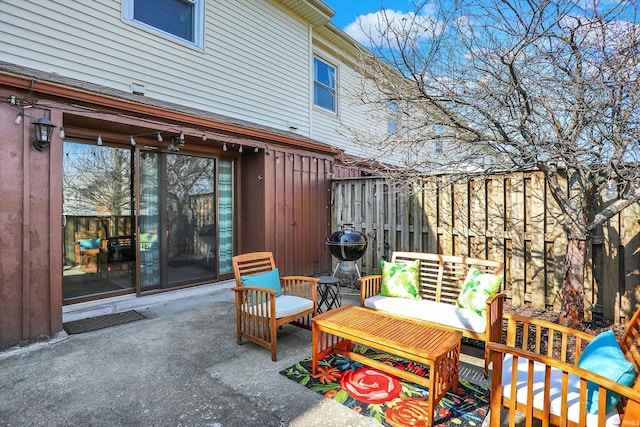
[324,1,412,29]
[324,0,423,45]
[324,1,640,48]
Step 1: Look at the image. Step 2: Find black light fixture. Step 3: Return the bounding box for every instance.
[168,136,180,152]
[32,117,56,151]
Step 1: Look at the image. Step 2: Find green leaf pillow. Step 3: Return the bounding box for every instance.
[456,266,503,316]
[380,259,420,300]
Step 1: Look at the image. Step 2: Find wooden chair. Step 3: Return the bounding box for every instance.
[231,252,318,361]
[74,230,107,271]
[487,308,640,426]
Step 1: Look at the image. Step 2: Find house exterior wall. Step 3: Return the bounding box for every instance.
[0,0,388,161]
[0,0,385,349]
[0,0,313,135]
[0,79,337,349]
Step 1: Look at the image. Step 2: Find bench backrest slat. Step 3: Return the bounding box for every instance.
[392,251,503,304]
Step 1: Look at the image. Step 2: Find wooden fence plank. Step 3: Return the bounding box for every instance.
[362,179,376,272]
[424,178,438,253]
[399,185,410,252]
[376,180,386,265]
[439,178,453,255]
[411,184,421,251]
[529,172,546,308]
[469,178,487,259]
[621,202,640,323]
[453,181,469,256]
[545,171,566,310]
[509,174,525,306]
[601,209,620,320]
[487,177,507,294]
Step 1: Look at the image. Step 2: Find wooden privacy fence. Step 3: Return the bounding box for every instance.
[331,171,640,323]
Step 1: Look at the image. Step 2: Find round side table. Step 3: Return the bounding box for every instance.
[316,276,341,313]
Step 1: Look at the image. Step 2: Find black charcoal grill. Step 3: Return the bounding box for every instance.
[326,223,367,277]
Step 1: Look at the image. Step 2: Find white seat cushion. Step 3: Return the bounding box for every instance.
[275,295,313,318]
[502,353,621,426]
[242,295,313,319]
[363,295,486,333]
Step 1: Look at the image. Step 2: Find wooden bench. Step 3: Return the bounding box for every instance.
[359,251,505,376]
[487,309,640,426]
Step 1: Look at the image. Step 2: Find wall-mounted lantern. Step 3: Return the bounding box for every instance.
[32,117,56,151]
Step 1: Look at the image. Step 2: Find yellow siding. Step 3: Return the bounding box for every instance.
[0,0,311,134]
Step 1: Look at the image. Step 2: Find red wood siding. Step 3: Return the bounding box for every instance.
[240,148,334,277]
[0,104,62,348]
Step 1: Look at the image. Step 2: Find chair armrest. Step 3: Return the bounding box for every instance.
[231,286,277,304]
[231,286,277,294]
[231,286,278,319]
[280,276,318,302]
[358,275,382,306]
[485,292,506,343]
[488,342,640,405]
[503,313,596,342]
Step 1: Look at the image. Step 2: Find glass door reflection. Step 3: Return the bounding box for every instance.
[166,154,217,287]
[139,151,161,290]
[62,141,135,301]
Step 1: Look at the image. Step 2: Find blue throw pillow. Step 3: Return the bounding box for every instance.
[578,330,637,414]
[241,268,282,297]
[78,238,101,250]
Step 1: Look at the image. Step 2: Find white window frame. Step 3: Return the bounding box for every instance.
[313,56,337,114]
[123,0,205,50]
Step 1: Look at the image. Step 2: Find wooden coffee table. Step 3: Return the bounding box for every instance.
[312,305,462,425]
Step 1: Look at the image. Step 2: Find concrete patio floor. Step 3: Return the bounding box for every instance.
[0,283,509,426]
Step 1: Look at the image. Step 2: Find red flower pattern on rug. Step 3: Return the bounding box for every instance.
[340,367,403,404]
[280,346,489,426]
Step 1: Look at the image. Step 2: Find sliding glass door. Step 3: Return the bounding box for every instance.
[62,141,234,302]
[139,151,220,290]
[62,142,135,300]
[165,153,217,287]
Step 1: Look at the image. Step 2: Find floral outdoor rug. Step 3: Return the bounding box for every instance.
[279,346,489,426]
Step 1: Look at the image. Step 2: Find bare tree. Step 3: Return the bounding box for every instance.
[166,154,215,258]
[346,0,640,327]
[63,143,132,216]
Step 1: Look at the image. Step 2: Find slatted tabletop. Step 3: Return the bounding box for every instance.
[313,305,461,360]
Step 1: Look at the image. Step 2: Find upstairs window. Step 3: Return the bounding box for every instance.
[387,101,398,134]
[124,0,204,49]
[314,57,336,113]
[434,124,443,154]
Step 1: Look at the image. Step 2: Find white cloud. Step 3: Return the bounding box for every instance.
[344,9,443,47]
